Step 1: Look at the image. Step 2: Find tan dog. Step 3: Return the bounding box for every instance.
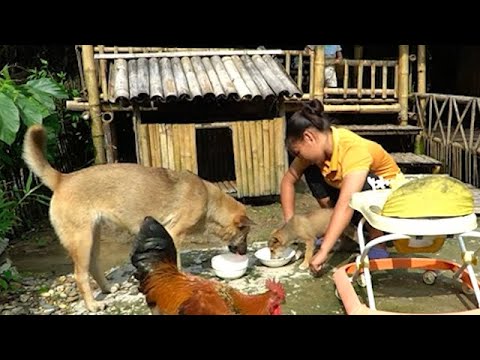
[23,125,254,312]
[269,208,333,270]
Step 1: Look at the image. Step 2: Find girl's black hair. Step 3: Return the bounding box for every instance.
[285,99,332,149]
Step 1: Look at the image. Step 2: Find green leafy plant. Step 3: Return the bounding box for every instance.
[0,188,17,240]
[0,63,68,145]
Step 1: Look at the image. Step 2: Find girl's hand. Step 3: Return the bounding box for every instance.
[309,249,329,274]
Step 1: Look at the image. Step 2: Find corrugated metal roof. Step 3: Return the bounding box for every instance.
[107,54,302,106]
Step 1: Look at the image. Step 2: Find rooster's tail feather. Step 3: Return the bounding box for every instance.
[130,216,177,282]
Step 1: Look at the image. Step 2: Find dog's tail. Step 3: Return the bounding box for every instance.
[22,124,61,191]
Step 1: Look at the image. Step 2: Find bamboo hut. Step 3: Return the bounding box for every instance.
[69,46,303,198]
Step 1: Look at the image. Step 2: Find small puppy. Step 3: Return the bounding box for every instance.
[269,208,333,270]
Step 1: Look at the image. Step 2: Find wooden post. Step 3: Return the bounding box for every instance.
[415,45,427,154]
[398,45,409,126]
[81,45,106,164]
[353,45,363,83]
[313,46,325,101]
[354,45,363,59]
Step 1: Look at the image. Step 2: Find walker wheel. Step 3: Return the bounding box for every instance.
[422,271,437,285]
[461,283,474,295]
[356,273,367,288]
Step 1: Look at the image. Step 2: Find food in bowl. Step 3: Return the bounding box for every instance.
[211,253,249,280]
[254,247,295,268]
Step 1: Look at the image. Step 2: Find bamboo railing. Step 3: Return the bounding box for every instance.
[412,93,480,187]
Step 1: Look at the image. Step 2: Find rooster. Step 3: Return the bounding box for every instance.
[131,216,286,315]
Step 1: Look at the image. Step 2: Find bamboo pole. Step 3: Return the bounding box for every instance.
[159,124,169,168]
[343,61,349,98]
[172,124,181,171]
[297,54,303,89]
[354,46,363,59]
[138,123,151,166]
[268,119,276,191]
[309,53,314,99]
[417,45,427,126]
[353,45,363,84]
[382,65,388,99]
[148,124,159,167]
[249,121,259,196]
[98,45,108,101]
[243,121,254,197]
[398,45,410,126]
[237,121,248,197]
[262,120,271,195]
[81,45,106,164]
[313,46,325,101]
[357,61,364,98]
[94,49,285,60]
[132,107,141,165]
[188,124,197,173]
[325,104,401,113]
[231,122,243,197]
[325,88,395,96]
[256,121,265,195]
[274,117,286,190]
[166,124,175,170]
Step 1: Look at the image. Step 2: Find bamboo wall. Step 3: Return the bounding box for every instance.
[135,117,287,197]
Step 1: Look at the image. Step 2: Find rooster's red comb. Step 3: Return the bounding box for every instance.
[265,278,285,299]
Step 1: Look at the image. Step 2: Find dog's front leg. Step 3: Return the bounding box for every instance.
[299,239,314,270]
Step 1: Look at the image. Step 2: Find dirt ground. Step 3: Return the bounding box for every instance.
[7,180,480,315]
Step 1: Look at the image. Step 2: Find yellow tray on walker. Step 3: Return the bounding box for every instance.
[350,189,478,252]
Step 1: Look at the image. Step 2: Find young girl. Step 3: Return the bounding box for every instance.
[280,99,403,273]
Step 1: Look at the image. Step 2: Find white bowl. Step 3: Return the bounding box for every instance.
[211,253,249,280]
[254,247,296,268]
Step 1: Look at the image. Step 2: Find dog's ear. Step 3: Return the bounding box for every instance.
[234,214,256,229]
[268,235,280,246]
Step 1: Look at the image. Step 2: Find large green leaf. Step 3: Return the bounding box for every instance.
[0,92,20,145]
[14,93,45,127]
[25,87,56,113]
[26,78,68,100]
[0,65,11,80]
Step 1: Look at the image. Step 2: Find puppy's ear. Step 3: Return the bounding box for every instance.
[268,236,280,246]
[234,214,256,228]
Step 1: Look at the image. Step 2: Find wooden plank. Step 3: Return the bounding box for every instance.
[390,152,442,165]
